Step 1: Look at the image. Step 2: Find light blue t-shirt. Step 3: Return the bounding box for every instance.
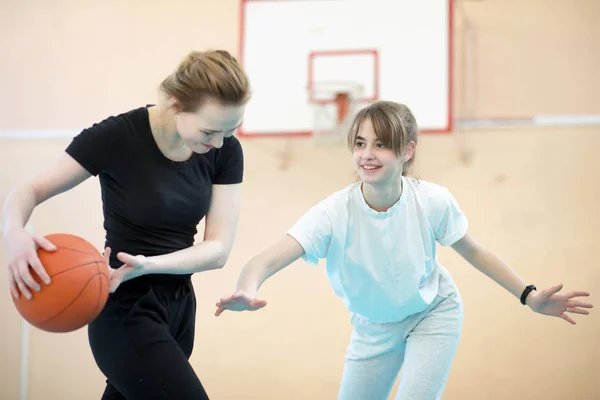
[286,177,468,323]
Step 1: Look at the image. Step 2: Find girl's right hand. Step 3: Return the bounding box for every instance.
[3,229,56,300]
[214,290,267,316]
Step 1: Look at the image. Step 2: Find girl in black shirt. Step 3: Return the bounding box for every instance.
[2,49,250,399]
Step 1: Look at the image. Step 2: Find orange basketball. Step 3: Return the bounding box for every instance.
[13,233,110,333]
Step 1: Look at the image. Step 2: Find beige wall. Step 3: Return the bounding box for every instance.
[0,0,241,130]
[456,0,599,119]
[1,1,599,399]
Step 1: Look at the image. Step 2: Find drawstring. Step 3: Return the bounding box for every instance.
[174,278,193,300]
[171,278,194,336]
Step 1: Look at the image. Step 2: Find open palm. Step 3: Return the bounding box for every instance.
[527,283,593,325]
[215,291,267,316]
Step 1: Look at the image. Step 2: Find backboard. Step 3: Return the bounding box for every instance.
[239,0,454,137]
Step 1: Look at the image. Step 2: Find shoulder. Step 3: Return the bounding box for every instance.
[89,106,148,132]
[211,135,244,184]
[72,106,149,144]
[404,177,446,195]
[288,184,355,236]
[216,135,243,159]
[313,183,357,215]
[405,178,468,244]
[404,177,456,211]
[65,106,149,176]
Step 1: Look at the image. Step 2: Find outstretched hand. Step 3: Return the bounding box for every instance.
[527,283,593,325]
[103,248,147,293]
[215,291,267,317]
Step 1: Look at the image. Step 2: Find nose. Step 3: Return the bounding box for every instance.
[209,134,224,149]
[361,144,375,159]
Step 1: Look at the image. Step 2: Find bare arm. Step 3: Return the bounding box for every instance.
[215,199,330,317]
[236,234,306,297]
[132,183,243,275]
[214,234,305,316]
[451,231,593,324]
[451,233,529,300]
[2,152,92,235]
[2,152,92,299]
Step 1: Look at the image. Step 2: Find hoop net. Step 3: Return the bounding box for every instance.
[308,81,365,146]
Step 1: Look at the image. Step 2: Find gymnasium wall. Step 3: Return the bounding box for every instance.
[453,0,600,119]
[1,1,599,399]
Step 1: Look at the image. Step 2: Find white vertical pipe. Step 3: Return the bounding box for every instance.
[19,223,35,400]
[20,319,30,400]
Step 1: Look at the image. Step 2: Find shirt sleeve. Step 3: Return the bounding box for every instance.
[64,115,126,176]
[286,202,333,266]
[431,187,469,246]
[213,136,244,184]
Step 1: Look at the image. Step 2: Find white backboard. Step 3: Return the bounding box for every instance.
[239,0,453,137]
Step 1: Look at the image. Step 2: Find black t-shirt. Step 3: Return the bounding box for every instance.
[65,106,244,271]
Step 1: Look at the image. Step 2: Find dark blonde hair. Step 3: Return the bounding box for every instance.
[160,50,251,112]
[347,101,418,176]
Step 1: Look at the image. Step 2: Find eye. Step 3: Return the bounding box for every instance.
[376,143,386,148]
[355,142,364,148]
[203,128,237,137]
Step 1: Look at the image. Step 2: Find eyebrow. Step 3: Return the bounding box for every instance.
[202,121,243,134]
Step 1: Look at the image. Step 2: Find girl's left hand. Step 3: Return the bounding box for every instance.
[103,247,148,293]
[526,283,593,325]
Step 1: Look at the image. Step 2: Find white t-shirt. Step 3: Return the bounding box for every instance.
[286,176,468,323]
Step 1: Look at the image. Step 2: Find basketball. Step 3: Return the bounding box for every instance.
[13,233,110,333]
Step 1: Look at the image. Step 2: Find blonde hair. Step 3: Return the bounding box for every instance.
[347,101,418,176]
[160,50,251,112]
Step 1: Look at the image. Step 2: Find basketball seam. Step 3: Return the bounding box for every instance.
[56,245,97,254]
[35,272,107,326]
[49,260,105,278]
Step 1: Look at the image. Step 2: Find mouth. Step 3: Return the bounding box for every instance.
[202,144,214,150]
[361,164,382,172]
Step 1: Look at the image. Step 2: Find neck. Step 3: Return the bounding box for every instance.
[148,102,186,151]
[361,177,403,212]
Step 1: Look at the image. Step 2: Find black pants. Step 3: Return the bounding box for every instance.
[88,275,209,399]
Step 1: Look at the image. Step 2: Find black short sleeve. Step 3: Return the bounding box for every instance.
[65,115,127,176]
[213,136,244,184]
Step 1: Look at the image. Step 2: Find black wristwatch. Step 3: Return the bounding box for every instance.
[520,284,537,305]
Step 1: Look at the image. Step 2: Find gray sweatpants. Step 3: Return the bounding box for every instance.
[338,269,464,400]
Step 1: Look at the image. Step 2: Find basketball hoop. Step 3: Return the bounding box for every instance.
[308,81,365,146]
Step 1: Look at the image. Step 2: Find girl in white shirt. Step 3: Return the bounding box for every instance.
[215,101,593,400]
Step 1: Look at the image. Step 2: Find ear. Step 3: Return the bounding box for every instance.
[402,141,416,163]
[168,97,184,113]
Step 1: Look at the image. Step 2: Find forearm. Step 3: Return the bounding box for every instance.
[235,254,279,297]
[467,245,529,300]
[143,240,229,275]
[2,186,37,237]
[234,234,305,296]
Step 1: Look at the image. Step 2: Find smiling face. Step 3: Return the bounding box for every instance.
[352,118,408,185]
[348,101,419,185]
[174,98,245,154]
